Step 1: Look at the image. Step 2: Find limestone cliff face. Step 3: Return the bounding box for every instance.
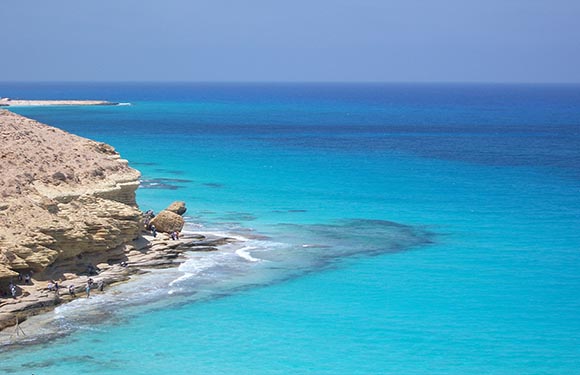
[0,110,142,280]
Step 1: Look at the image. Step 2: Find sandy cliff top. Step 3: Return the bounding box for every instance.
[0,109,139,199]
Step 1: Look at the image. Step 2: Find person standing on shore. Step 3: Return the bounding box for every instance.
[86,282,91,298]
[151,224,157,238]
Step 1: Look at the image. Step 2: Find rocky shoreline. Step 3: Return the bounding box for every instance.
[0,109,236,339]
[0,230,236,334]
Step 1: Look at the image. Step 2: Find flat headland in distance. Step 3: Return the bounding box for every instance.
[0,97,118,106]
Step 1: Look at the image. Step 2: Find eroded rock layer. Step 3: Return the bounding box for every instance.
[0,110,142,280]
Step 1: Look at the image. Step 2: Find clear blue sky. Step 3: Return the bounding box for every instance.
[1,0,579,83]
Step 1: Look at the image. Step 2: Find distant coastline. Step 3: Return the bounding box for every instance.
[0,98,118,107]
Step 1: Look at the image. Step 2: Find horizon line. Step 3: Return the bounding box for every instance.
[2,80,580,86]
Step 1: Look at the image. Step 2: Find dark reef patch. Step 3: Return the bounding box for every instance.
[154,168,187,175]
[203,182,224,188]
[139,177,193,190]
[218,212,258,222]
[198,210,216,215]
[272,209,308,213]
[272,218,435,262]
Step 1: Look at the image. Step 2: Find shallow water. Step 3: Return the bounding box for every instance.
[1,83,580,374]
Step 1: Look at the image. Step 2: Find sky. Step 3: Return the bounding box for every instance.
[1,0,579,83]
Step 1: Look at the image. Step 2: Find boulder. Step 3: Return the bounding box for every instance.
[166,201,187,216]
[149,210,185,233]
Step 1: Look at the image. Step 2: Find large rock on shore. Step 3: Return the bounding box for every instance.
[0,110,142,281]
[166,201,187,215]
[149,210,185,233]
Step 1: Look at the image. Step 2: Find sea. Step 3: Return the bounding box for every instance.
[0,82,579,374]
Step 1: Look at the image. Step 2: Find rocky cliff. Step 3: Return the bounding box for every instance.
[0,110,142,281]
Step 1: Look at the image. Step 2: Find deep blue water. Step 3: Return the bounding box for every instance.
[1,83,580,374]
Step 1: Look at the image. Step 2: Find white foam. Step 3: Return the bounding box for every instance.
[169,252,230,287]
[187,229,251,242]
[168,272,194,287]
[235,246,261,262]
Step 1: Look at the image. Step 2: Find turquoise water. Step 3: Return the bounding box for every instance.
[1,83,580,374]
